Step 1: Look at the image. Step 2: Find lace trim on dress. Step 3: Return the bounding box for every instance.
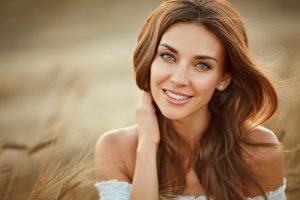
[246,178,287,200]
[95,178,286,200]
[95,179,132,200]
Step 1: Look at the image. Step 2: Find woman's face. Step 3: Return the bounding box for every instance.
[150,22,231,121]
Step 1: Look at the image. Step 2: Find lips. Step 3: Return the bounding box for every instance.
[162,89,193,103]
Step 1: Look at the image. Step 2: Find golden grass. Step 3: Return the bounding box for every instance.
[0,66,99,199]
[0,138,98,200]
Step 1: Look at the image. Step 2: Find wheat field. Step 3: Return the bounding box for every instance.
[0,0,299,199]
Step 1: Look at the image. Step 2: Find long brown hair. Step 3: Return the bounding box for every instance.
[133,0,278,199]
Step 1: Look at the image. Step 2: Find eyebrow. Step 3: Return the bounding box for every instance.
[159,43,218,63]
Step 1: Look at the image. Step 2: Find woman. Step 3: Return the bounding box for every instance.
[94,0,286,199]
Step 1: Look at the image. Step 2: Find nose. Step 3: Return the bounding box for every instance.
[170,63,189,86]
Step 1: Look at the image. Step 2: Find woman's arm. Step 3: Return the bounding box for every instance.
[130,142,159,200]
[130,92,161,200]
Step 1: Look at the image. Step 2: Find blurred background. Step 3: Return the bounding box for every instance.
[0,0,299,199]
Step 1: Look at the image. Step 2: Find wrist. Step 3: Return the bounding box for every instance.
[137,141,159,153]
[138,135,160,146]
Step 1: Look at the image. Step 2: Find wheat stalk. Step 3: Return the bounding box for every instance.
[28,138,57,155]
[2,169,17,200]
[55,168,84,200]
[27,178,45,200]
[1,143,28,151]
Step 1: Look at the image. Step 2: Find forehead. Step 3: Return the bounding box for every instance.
[159,22,225,61]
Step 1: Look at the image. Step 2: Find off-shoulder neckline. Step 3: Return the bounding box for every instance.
[95,178,286,199]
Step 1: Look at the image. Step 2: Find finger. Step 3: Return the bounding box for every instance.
[144,91,153,103]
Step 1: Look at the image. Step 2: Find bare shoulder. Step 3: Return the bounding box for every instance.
[94,124,138,182]
[243,125,284,195]
[95,124,138,153]
[247,125,279,144]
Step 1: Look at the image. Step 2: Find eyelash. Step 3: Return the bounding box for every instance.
[194,62,211,71]
[159,52,211,71]
[160,52,175,62]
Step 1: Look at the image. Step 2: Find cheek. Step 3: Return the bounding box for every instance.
[191,74,219,94]
[150,58,170,87]
[150,60,160,93]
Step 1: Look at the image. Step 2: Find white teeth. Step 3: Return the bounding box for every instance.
[165,90,190,100]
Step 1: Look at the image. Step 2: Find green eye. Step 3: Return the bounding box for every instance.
[195,63,211,71]
[161,53,175,62]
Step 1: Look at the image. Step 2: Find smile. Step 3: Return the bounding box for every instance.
[162,89,193,104]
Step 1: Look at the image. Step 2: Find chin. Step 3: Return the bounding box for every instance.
[158,107,188,121]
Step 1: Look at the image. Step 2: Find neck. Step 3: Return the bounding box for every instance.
[172,106,210,148]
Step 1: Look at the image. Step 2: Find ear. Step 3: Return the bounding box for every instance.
[217,72,232,91]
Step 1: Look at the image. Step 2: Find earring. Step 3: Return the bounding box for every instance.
[219,85,223,90]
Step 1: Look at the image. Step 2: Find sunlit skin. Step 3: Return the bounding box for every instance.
[150,22,231,145]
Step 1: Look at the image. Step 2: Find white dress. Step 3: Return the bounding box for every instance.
[95,179,287,200]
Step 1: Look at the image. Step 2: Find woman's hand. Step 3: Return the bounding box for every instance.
[135,91,160,148]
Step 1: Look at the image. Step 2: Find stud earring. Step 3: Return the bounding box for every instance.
[219,85,223,90]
